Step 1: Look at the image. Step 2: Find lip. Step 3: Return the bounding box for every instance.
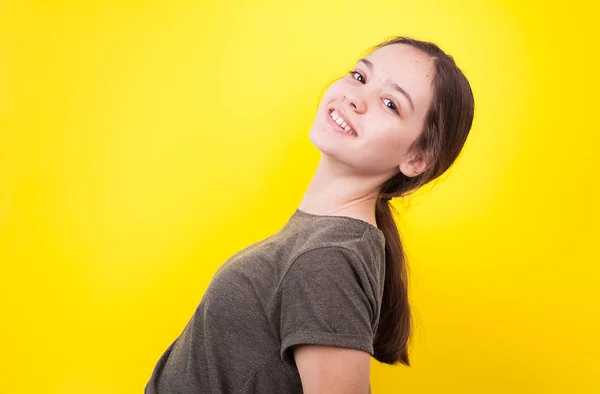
[326,108,359,138]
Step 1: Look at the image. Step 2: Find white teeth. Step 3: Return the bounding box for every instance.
[330,110,355,135]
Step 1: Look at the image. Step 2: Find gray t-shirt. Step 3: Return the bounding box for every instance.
[145,208,386,393]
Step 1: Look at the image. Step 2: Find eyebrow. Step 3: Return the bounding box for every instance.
[357,58,415,112]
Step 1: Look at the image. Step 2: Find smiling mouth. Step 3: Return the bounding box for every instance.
[328,109,357,136]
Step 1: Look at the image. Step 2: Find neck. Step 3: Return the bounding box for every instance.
[298,154,385,228]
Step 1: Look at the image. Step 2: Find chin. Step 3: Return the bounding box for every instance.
[308,125,351,164]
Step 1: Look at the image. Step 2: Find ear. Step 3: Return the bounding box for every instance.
[399,151,430,178]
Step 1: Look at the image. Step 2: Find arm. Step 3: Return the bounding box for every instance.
[293,344,370,394]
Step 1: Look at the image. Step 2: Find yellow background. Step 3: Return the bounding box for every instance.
[1,0,599,393]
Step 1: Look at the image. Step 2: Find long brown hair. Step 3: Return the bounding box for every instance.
[368,36,475,365]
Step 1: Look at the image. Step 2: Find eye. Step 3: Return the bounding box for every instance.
[348,70,365,83]
[383,98,400,114]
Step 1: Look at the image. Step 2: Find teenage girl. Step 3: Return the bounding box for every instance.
[146,35,475,394]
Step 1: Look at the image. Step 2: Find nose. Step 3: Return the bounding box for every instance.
[344,93,366,113]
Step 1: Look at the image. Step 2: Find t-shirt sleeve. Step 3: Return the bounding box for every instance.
[278,246,380,367]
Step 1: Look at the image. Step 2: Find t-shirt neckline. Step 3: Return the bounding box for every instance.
[293,208,385,238]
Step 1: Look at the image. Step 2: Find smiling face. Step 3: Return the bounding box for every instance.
[309,43,436,177]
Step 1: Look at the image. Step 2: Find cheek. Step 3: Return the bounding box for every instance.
[369,115,401,141]
[374,123,414,155]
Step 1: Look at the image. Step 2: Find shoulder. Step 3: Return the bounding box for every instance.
[288,241,384,294]
[280,245,383,324]
[282,210,386,278]
[292,245,365,270]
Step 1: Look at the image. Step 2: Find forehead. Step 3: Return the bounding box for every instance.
[364,44,435,108]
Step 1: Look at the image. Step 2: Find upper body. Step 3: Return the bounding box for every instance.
[145,208,386,393]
